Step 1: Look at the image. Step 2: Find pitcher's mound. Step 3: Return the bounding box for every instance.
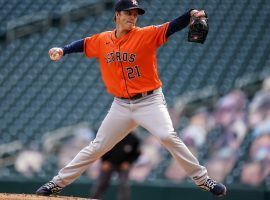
[0,193,93,200]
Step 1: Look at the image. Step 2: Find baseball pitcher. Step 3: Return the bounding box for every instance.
[36,0,226,197]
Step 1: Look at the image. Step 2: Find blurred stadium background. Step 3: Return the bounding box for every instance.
[1,0,270,199]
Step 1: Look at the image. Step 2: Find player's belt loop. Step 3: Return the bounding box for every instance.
[141,92,147,97]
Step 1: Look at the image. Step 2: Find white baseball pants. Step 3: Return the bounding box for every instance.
[53,88,208,187]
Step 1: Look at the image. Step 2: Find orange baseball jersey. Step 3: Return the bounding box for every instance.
[84,22,169,98]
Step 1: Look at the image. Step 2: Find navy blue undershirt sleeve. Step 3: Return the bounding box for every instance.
[62,39,84,55]
[166,10,193,38]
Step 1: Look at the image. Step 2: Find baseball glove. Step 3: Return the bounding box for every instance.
[188,14,208,44]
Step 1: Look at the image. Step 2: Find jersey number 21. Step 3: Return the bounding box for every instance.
[126,66,141,79]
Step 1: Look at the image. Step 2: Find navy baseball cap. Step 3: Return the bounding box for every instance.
[115,0,145,15]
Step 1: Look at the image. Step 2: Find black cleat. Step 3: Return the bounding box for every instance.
[199,178,227,197]
[36,181,62,196]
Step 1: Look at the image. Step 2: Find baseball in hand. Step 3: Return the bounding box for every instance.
[49,48,63,61]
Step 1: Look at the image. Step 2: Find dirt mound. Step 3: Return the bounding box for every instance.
[0,193,92,200]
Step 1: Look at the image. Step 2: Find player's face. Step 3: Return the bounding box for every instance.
[116,9,138,31]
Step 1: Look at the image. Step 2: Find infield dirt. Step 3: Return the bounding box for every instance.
[0,193,93,200]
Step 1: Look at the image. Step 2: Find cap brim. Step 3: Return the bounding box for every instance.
[123,7,145,15]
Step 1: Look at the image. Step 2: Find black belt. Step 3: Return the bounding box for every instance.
[120,90,154,100]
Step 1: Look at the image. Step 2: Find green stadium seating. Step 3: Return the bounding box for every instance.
[0,0,270,182]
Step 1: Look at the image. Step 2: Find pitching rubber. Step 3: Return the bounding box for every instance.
[0,193,96,200]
